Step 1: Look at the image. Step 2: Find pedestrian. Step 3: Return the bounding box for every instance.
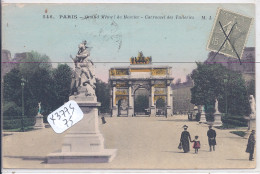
[192,135,200,154]
[207,125,216,151]
[101,116,106,124]
[179,125,191,153]
[246,130,256,161]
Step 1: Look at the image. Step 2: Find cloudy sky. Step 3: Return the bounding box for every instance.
[2,3,255,82]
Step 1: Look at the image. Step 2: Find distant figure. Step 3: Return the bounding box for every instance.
[180,125,191,153]
[246,130,256,161]
[192,135,200,154]
[101,116,106,124]
[207,125,216,151]
[38,102,41,115]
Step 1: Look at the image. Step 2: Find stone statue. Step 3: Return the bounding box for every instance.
[38,102,41,115]
[249,95,256,119]
[215,99,220,114]
[70,40,96,96]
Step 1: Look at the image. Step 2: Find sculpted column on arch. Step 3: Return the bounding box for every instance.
[111,81,118,117]
[150,80,156,117]
[166,80,172,117]
[128,81,134,117]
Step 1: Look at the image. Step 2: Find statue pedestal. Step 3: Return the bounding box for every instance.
[34,114,45,129]
[247,113,256,130]
[112,106,118,117]
[47,96,117,163]
[213,112,223,126]
[150,106,156,117]
[199,112,207,123]
[128,106,134,117]
[166,106,172,117]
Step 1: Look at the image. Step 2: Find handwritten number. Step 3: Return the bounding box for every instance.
[63,119,69,127]
[55,112,61,120]
[59,110,66,118]
[50,114,56,125]
[69,115,73,126]
[64,107,70,116]
[69,103,75,115]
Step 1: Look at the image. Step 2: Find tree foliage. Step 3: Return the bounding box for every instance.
[19,51,52,79]
[95,78,111,113]
[52,64,73,108]
[3,51,72,123]
[191,63,250,117]
[246,79,255,97]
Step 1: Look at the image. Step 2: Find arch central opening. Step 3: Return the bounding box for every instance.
[134,88,150,116]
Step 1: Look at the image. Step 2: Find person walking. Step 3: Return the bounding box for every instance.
[246,130,256,161]
[207,125,216,151]
[192,135,200,154]
[180,125,191,153]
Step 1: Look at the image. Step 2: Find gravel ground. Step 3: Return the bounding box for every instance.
[2,115,256,170]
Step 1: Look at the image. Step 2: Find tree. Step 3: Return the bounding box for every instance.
[25,67,55,116]
[95,78,111,113]
[246,79,255,97]
[3,51,77,128]
[191,63,250,117]
[19,51,52,80]
[52,64,73,108]
[3,68,22,105]
[175,78,181,85]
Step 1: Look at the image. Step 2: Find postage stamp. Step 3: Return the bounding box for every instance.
[207,8,253,59]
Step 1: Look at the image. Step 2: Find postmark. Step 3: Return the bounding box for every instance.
[207,8,253,59]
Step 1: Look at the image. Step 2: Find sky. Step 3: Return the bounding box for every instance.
[2,3,255,82]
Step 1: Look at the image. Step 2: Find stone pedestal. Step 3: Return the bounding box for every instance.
[128,106,134,117]
[249,118,256,130]
[166,106,172,117]
[199,110,207,123]
[34,114,45,129]
[150,106,156,117]
[112,106,118,117]
[213,112,223,126]
[246,113,256,131]
[47,96,117,163]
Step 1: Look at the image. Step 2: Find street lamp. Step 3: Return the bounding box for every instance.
[223,75,228,116]
[21,77,26,132]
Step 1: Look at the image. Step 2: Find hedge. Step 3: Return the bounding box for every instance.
[3,117,36,130]
[222,115,247,127]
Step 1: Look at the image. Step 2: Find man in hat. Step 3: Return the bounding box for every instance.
[207,125,216,151]
[246,130,256,161]
[180,125,191,153]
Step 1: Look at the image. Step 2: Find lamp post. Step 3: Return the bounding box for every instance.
[223,75,228,116]
[21,77,25,132]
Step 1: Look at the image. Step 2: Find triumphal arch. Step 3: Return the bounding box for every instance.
[109,52,173,117]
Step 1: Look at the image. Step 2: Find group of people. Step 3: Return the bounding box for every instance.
[179,125,256,161]
[179,125,216,154]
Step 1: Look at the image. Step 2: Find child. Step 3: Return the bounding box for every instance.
[192,136,200,154]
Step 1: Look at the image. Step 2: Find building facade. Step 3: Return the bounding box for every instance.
[206,47,255,82]
[109,53,173,117]
[171,80,194,115]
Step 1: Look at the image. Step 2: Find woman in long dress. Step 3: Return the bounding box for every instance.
[180,125,191,153]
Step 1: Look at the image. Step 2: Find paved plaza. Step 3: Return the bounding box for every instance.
[2,115,256,169]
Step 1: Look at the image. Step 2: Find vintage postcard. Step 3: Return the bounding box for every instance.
[1,2,257,172]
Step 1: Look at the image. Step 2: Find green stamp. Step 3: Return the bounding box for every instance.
[207,8,253,59]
